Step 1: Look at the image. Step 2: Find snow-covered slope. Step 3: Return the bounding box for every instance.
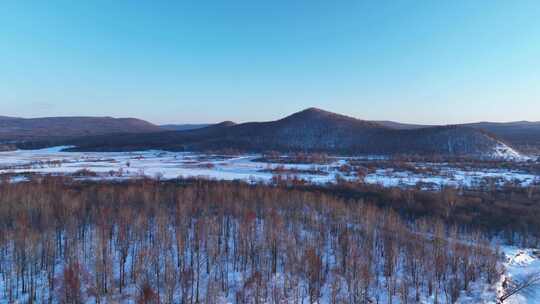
[491,142,528,161]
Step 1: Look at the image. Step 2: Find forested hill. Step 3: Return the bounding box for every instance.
[63,108,520,159]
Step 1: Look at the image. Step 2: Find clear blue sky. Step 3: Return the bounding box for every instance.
[1,1,539,124]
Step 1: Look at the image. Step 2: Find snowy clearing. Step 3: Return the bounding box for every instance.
[0,147,538,189]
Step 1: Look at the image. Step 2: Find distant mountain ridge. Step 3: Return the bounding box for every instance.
[373,121,433,130]
[3,109,535,158]
[61,108,522,159]
[0,116,162,143]
[160,124,211,131]
[160,121,237,131]
[0,116,21,120]
[374,120,540,153]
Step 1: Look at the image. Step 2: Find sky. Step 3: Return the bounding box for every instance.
[1,1,539,125]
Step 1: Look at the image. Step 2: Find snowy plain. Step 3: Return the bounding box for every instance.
[0,147,538,190]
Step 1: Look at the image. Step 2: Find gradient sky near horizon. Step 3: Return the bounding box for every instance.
[1,1,539,124]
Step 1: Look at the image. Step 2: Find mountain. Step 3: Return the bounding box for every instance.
[63,108,520,158]
[373,121,433,130]
[160,124,211,131]
[373,120,540,153]
[463,121,540,153]
[0,116,20,120]
[160,121,236,131]
[0,116,162,144]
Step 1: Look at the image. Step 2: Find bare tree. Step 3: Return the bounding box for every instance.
[498,272,540,303]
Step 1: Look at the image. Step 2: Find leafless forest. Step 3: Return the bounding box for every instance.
[2,176,537,303]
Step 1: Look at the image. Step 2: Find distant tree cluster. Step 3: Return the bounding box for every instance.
[257,152,331,165]
[317,179,540,246]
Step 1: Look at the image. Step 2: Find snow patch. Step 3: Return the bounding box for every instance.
[498,246,540,304]
[491,143,528,161]
[508,251,537,267]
